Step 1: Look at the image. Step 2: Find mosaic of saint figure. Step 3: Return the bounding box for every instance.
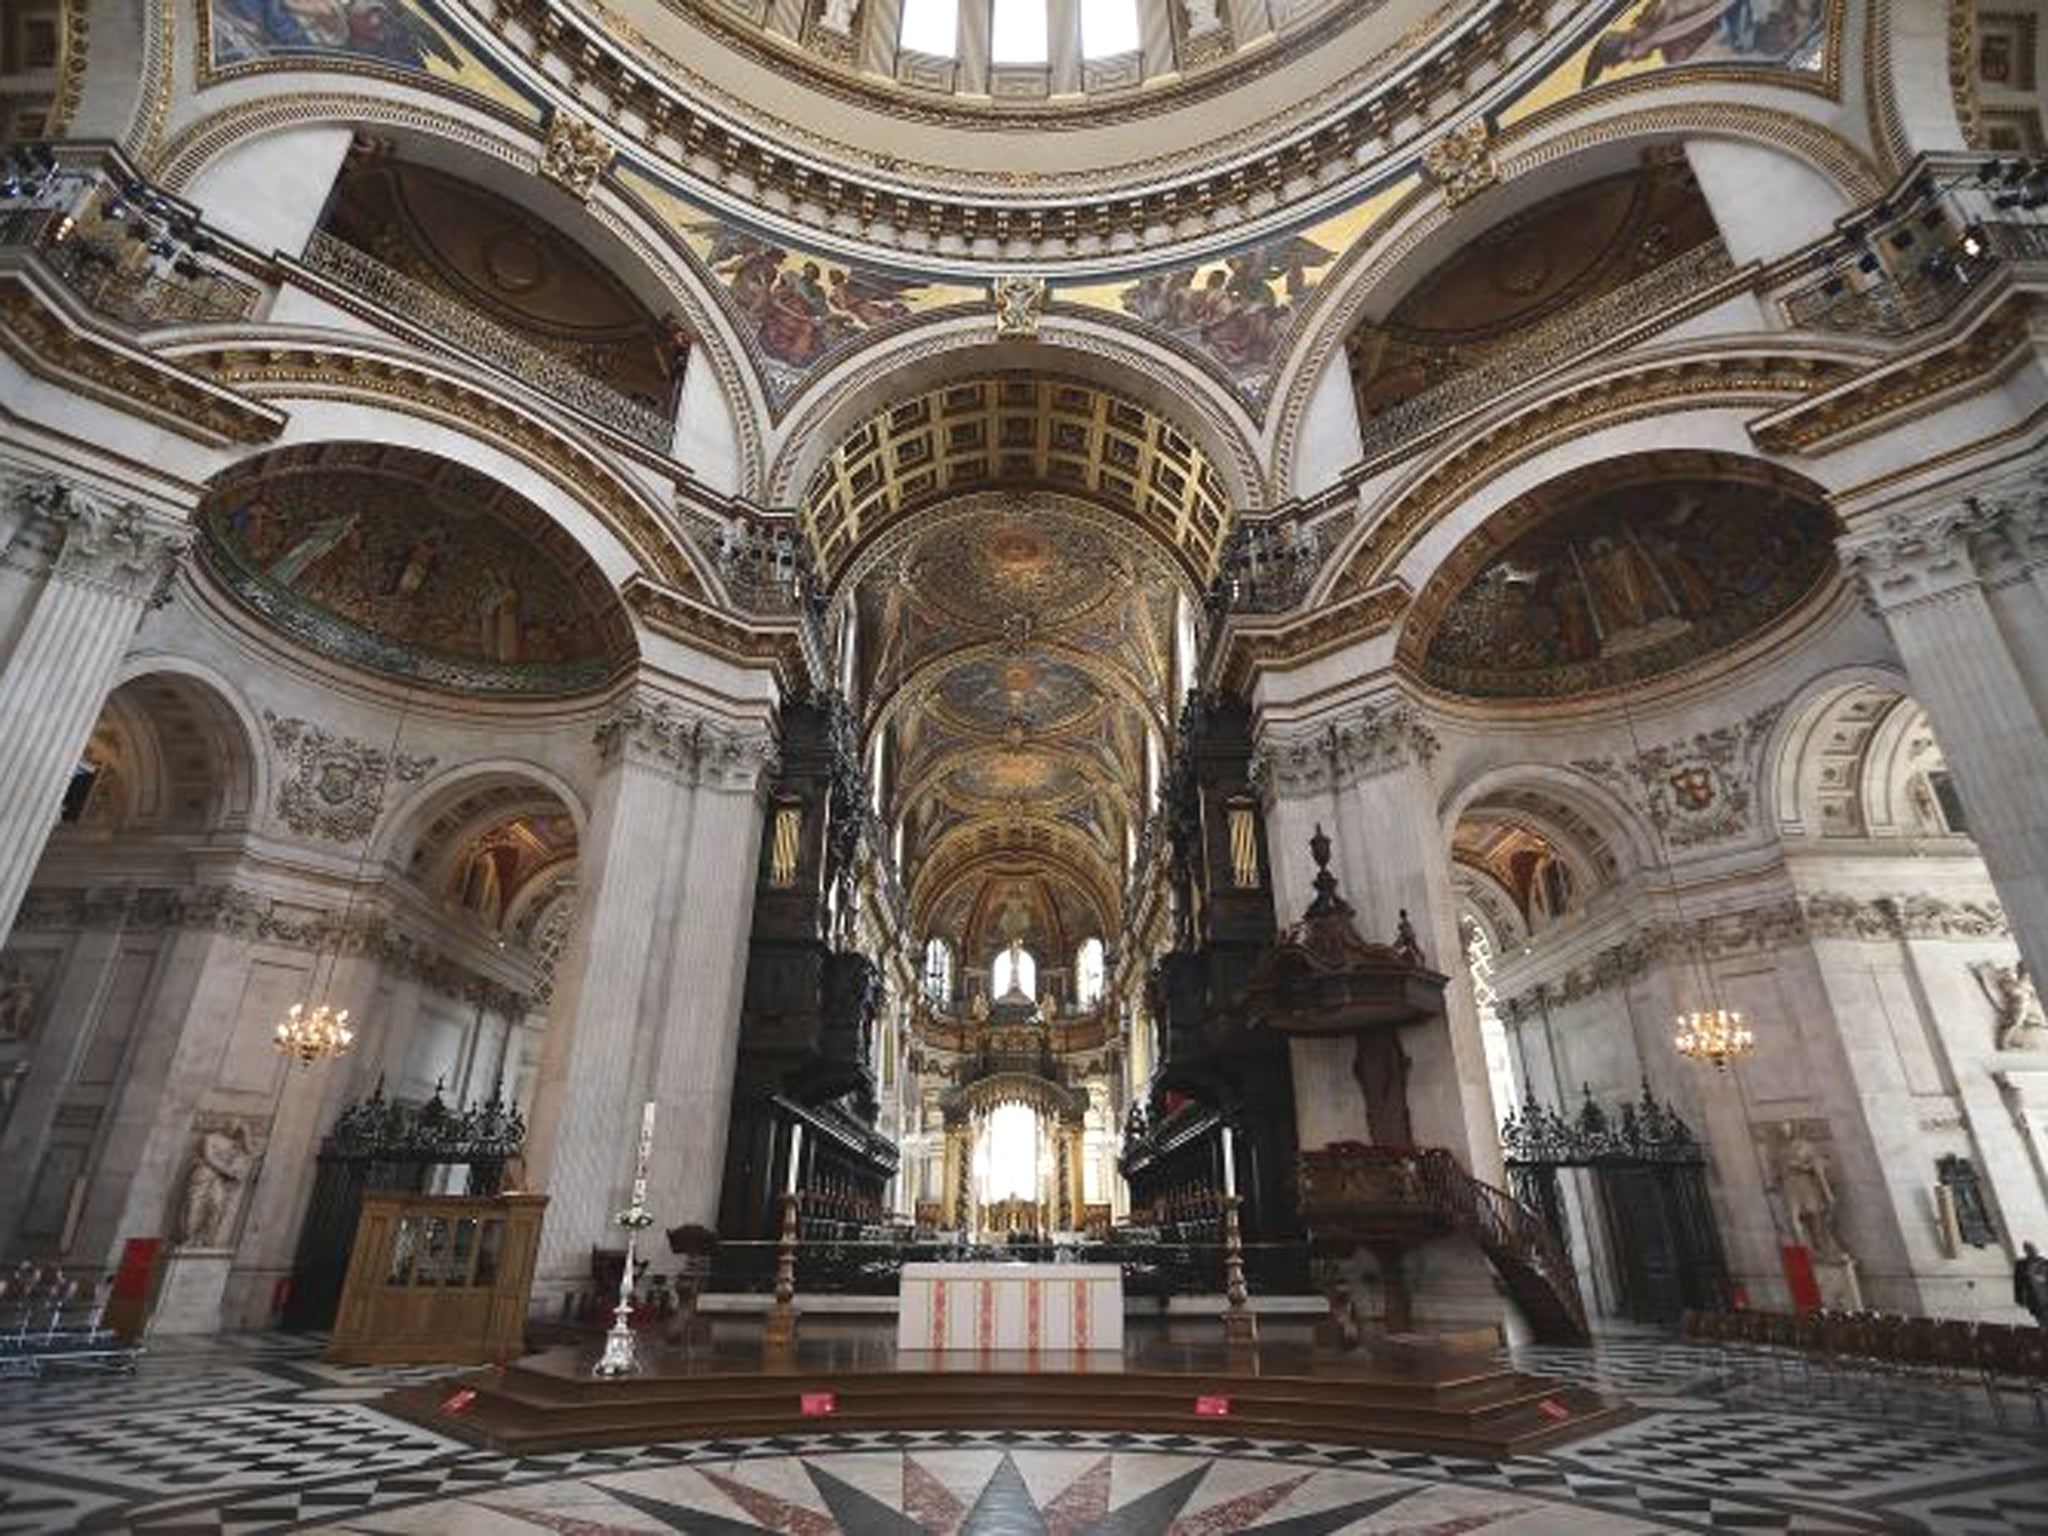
[1582,0,1828,84]
[210,0,461,69]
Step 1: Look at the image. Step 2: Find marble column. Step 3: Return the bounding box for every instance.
[0,477,190,946]
[1841,486,2048,989]
[524,687,775,1291]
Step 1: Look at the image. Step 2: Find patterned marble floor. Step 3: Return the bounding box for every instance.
[0,1332,2043,1535]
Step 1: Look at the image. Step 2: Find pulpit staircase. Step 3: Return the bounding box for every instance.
[1301,1145,1588,1345]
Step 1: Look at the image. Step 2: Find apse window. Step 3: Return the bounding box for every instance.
[1075,937,1105,1009]
[1081,0,1139,57]
[900,0,959,55]
[991,0,1048,62]
[923,937,955,1006]
[992,942,1037,1000]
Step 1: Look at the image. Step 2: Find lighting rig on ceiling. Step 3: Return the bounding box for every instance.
[1804,155,2046,303]
[0,143,226,285]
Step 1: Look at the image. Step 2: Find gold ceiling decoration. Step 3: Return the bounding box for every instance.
[802,375,1233,588]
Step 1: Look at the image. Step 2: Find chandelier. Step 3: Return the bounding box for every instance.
[1674,1006,1754,1071]
[273,688,414,1069]
[275,1002,356,1066]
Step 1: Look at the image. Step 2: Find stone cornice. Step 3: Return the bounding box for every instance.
[2,474,192,605]
[1219,583,1410,693]
[1253,699,1440,801]
[11,881,532,1017]
[0,266,286,447]
[594,686,779,793]
[1497,891,2012,1020]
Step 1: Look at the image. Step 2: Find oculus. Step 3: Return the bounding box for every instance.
[1415,466,1836,699]
[199,446,631,695]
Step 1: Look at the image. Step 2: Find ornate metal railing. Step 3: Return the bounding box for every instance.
[1354,240,1738,464]
[302,229,674,452]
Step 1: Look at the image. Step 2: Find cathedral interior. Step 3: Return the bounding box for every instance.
[3,0,2048,1529]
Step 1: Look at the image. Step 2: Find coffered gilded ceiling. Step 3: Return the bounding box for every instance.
[851,490,1185,948]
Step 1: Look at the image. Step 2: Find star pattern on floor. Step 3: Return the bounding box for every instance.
[1,1333,2044,1534]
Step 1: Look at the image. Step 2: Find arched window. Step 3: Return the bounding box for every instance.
[992,942,1037,1000]
[923,938,955,1005]
[991,0,1047,62]
[1075,937,1105,1009]
[900,0,959,55]
[1081,0,1138,56]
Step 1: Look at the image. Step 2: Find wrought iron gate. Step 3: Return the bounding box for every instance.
[1502,1082,1731,1325]
[282,1081,524,1331]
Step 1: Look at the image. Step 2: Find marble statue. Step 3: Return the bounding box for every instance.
[0,959,35,1043]
[1771,1123,1844,1259]
[179,1124,257,1248]
[819,0,857,35]
[1972,959,2048,1050]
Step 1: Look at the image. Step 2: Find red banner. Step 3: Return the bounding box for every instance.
[1781,1244,1821,1313]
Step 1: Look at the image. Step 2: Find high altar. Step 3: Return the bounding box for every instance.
[897,1262,1123,1352]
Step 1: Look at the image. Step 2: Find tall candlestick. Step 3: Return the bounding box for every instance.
[786,1121,804,1196]
[630,1100,656,1211]
[1221,1126,1237,1198]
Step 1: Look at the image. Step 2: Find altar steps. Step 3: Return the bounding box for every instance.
[385,1347,1628,1460]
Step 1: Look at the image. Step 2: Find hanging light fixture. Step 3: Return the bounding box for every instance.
[274,688,415,1069]
[1611,679,1758,1071]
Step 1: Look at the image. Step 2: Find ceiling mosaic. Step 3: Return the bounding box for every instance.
[197,0,1842,417]
[199,445,633,695]
[850,493,1182,951]
[1411,463,1838,699]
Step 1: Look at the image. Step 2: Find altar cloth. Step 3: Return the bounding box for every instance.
[896,1262,1124,1352]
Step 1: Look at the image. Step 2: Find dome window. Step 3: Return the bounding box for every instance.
[901,0,960,56]
[991,0,1048,62]
[1081,0,1138,58]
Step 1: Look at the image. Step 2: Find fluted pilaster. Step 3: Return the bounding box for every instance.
[0,476,190,941]
[527,685,776,1287]
[1841,482,2048,988]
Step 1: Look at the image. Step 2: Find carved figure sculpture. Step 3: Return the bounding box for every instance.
[1772,1122,1843,1259]
[819,0,858,34]
[179,1124,256,1248]
[0,960,36,1043]
[1973,959,2048,1050]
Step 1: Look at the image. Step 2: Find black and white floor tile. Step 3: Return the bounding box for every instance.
[0,1334,2043,1534]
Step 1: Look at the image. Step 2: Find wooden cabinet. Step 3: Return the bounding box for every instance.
[327,1192,548,1365]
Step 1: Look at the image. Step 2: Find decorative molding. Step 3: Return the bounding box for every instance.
[538,109,615,202]
[593,689,779,792]
[1220,582,1410,690]
[1420,119,1500,207]
[264,711,437,842]
[1254,700,1439,800]
[1498,891,2013,1020]
[12,882,531,1016]
[2,476,191,606]
[993,276,1048,341]
[1571,703,1785,848]
[1836,473,2048,611]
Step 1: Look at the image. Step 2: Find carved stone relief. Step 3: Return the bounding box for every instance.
[4,476,190,606]
[594,691,778,792]
[1420,120,1500,208]
[1973,959,2048,1051]
[1254,702,1439,800]
[265,712,436,843]
[993,275,1047,340]
[1573,702,1784,847]
[538,110,614,202]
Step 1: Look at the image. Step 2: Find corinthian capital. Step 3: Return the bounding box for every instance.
[1838,496,2014,611]
[7,476,191,605]
[1255,701,1439,801]
[595,688,778,790]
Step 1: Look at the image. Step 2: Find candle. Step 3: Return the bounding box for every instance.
[786,1121,804,1196]
[630,1100,656,1210]
[1221,1128,1237,1198]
